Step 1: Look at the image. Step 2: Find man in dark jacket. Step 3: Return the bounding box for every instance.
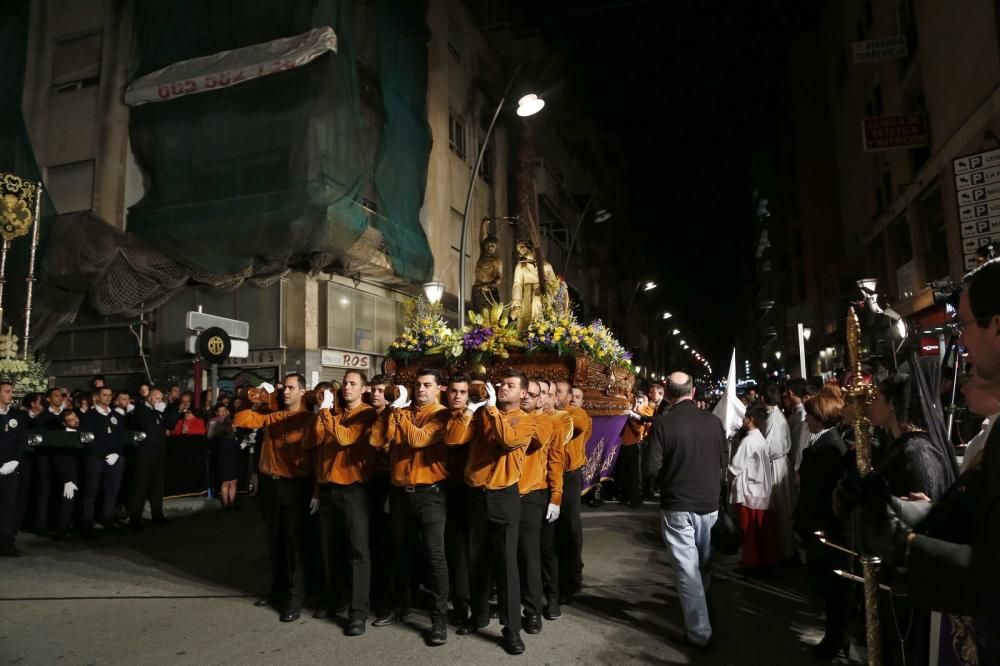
[645,371,726,648]
[79,386,126,536]
[0,381,28,556]
[858,259,1000,663]
[128,387,170,529]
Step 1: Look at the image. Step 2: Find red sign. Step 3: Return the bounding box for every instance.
[920,336,940,356]
[862,114,929,152]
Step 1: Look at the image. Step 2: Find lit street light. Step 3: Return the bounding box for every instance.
[423,280,445,305]
[662,311,672,320]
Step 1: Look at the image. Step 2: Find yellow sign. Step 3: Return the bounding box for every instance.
[207,335,226,356]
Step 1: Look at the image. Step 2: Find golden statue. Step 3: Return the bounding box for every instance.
[509,238,556,331]
[471,217,503,313]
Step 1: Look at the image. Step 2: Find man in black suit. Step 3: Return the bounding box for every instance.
[0,382,28,556]
[858,259,1000,663]
[79,386,126,536]
[128,387,170,529]
[645,372,726,648]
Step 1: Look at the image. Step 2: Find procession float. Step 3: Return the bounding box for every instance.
[382,222,636,496]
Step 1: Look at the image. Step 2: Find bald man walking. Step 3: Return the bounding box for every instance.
[646,372,726,648]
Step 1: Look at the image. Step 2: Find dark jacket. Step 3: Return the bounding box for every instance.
[645,399,726,513]
[0,407,28,462]
[80,407,124,458]
[875,430,951,501]
[129,403,168,453]
[792,428,847,539]
[905,422,1000,660]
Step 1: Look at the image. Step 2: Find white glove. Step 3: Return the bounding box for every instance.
[63,481,78,499]
[485,381,497,407]
[546,503,561,522]
[628,410,641,420]
[105,453,120,466]
[309,497,320,515]
[258,382,275,393]
[467,400,487,414]
[240,438,251,450]
[0,460,19,475]
[390,385,410,410]
[320,389,335,411]
[126,403,135,414]
[154,401,167,413]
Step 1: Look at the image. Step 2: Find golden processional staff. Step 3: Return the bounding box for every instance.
[845,306,882,666]
[0,172,44,358]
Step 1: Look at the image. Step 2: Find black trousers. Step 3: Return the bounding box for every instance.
[367,473,392,615]
[389,485,449,620]
[259,475,312,613]
[517,489,547,617]
[14,454,34,531]
[617,444,642,507]
[129,445,166,521]
[445,482,471,613]
[81,455,125,528]
[0,468,18,545]
[543,468,583,600]
[318,482,371,620]
[805,536,849,640]
[469,482,522,633]
[31,452,53,533]
[48,454,79,533]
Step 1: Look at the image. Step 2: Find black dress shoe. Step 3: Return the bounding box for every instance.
[254,599,272,608]
[373,610,409,627]
[456,619,488,636]
[280,610,301,623]
[501,629,526,655]
[345,619,366,636]
[427,618,447,645]
[543,598,561,620]
[523,614,542,634]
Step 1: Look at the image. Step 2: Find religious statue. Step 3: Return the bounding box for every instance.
[509,238,557,331]
[471,217,503,313]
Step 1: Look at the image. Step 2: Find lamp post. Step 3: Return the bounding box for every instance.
[622,280,657,326]
[457,70,544,322]
[423,280,445,305]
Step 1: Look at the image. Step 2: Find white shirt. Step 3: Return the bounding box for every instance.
[729,429,774,510]
[764,406,792,460]
[961,413,998,472]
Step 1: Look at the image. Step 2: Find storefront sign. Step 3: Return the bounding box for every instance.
[852,36,907,64]
[321,348,371,370]
[861,114,928,152]
[221,348,284,368]
[920,336,940,357]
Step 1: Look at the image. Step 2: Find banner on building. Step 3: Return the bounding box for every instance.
[124,26,338,106]
[852,36,907,64]
[861,113,929,152]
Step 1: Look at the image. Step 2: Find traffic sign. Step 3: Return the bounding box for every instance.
[960,215,1000,239]
[955,165,1000,192]
[959,199,1000,222]
[957,182,1000,206]
[954,148,1000,175]
[197,327,232,364]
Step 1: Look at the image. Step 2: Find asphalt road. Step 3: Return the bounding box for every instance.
[0,500,848,665]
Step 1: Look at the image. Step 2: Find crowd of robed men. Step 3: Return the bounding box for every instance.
[233,368,593,656]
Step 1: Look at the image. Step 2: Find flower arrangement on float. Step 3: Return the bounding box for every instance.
[0,331,48,395]
[387,275,633,373]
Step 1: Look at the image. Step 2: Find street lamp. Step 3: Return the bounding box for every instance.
[624,279,658,324]
[762,361,768,369]
[774,350,782,360]
[662,311,672,320]
[423,280,445,305]
[803,327,812,341]
[672,329,680,336]
[457,69,544,320]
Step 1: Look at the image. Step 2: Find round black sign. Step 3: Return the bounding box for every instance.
[198,327,232,364]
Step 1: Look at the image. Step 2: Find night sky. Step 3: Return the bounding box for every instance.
[520,0,789,372]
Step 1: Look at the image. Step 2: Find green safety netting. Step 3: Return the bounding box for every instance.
[128,0,434,284]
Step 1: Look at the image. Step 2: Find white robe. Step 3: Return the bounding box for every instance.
[729,429,773,510]
[765,406,797,558]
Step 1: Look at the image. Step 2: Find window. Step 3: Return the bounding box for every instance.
[479,140,494,183]
[918,187,949,280]
[890,216,913,265]
[52,31,101,94]
[449,112,466,159]
[325,284,403,353]
[46,160,94,213]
